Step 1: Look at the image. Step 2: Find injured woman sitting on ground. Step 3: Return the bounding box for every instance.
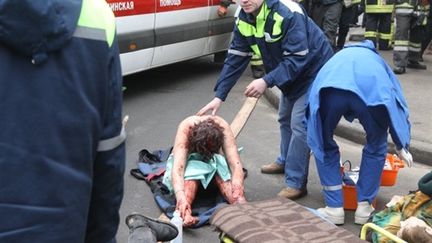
[162,115,246,227]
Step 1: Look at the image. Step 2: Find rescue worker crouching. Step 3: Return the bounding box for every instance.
[307,40,413,225]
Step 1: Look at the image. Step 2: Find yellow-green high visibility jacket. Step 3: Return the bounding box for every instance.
[214,0,333,101]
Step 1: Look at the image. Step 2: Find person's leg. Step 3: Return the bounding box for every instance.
[377,13,392,50]
[261,94,292,174]
[277,94,293,166]
[283,92,310,191]
[311,2,326,29]
[314,88,348,225]
[350,3,359,25]
[420,14,432,59]
[364,13,379,47]
[354,105,389,225]
[250,54,265,78]
[393,11,412,73]
[182,180,199,226]
[316,88,347,208]
[355,105,389,204]
[214,175,246,204]
[323,1,343,48]
[407,24,427,69]
[337,5,353,49]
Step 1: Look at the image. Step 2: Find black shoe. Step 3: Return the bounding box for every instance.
[126,214,179,242]
[407,61,427,70]
[393,66,406,74]
[419,57,424,62]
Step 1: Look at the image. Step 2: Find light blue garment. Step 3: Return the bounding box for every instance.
[307,40,411,165]
[276,92,310,190]
[162,153,232,193]
[307,40,411,207]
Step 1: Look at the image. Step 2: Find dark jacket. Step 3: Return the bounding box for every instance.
[214,0,333,101]
[0,0,125,242]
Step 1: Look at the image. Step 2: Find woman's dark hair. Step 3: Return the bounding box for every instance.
[188,119,225,161]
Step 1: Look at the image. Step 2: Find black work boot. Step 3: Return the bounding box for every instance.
[407,61,427,70]
[126,214,178,242]
[393,66,406,75]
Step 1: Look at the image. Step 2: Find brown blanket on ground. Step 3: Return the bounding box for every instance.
[210,197,365,243]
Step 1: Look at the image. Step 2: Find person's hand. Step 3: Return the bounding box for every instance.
[175,193,190,219]
[231,182,246,204]
[183,214,198,227]
[397,148,413,168]
[196,97,222,116]
[175,192,198,227]
[244,78,267,98]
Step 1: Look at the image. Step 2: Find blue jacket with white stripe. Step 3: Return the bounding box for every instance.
[0,1,125,242]
[307,41,411,164]
[214,0,333,101]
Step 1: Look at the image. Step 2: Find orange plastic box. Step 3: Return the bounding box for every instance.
[343,185,358,210]
[343,185,377,210]
[342,154,403,210]
[380,154,404,186]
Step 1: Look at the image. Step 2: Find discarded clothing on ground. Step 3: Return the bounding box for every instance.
[130,148,230,227]
[210,197,366,243]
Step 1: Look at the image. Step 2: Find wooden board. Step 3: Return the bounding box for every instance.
[229,97,259,138]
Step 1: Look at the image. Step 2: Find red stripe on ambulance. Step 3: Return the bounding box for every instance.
[106,0,222,16]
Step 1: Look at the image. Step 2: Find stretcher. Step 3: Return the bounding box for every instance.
[360,223,406,243]
[211,197,367,243]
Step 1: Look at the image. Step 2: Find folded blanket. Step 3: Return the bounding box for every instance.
[210,197,366,243]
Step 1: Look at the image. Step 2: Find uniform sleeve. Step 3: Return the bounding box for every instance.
[214,26,252,101]
[263,13,310,89]
[86,36,126,243]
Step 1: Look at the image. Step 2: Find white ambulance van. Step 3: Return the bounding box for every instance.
[106,0,237,75]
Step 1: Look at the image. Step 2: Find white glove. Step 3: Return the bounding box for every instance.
[397,148,413,168]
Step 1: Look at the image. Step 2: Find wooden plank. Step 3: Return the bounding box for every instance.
[229,97,259,138]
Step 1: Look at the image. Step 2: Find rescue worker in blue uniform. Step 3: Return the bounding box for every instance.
[307,40,413,225]
[0,0,125,242]
[198,0,333,199]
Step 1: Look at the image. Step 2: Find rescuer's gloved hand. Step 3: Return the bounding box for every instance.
[397,148,413,168]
